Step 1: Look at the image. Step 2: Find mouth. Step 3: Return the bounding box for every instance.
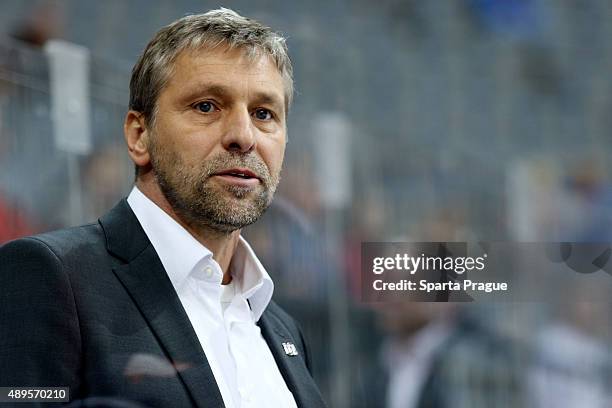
[213,167,260,180]
[211,167,261,187]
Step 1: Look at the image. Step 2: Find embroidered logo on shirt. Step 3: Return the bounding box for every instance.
[282,342,299,356]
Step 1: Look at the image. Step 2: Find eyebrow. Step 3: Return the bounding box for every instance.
[180,83,285,113]
[184,84,228,100]
[250,91,285,112]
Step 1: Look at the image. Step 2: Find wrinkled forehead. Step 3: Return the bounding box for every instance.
[164,45,287,106]
[182,45,277,74]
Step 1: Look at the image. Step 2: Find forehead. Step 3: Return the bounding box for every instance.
[162,46,286,104]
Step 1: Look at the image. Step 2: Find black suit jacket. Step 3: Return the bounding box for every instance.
[0,199,326,407]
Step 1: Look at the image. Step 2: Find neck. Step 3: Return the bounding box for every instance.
[136,177,239,284]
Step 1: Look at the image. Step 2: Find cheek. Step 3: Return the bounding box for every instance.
[262,139,286,174]
[156,127,216,165]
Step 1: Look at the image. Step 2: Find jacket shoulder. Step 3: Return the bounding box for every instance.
[33,223,105,256]
[1,222,105,260]
[0,231,83,388]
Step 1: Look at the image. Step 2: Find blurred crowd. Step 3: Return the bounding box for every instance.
[2,1,612,407]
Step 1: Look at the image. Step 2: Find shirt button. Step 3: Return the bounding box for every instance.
[204,266,213,278]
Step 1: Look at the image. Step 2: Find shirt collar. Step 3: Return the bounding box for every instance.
[127,186,274,321]
[231,235,274,321]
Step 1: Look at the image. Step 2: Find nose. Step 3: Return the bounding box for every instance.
[221,107,256,153]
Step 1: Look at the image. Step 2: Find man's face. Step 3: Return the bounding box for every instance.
[147,46,287,233]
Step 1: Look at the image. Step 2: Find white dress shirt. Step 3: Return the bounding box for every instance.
[127,186,298,408]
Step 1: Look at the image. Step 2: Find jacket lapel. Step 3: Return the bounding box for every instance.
[258,311,327,408]
[100,200,225,408]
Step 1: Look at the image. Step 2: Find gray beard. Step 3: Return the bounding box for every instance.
[151,149,278,234]
[159,172,272,233]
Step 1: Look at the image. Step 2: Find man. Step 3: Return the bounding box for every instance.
[0,8,326,408]
[376,303,527,408]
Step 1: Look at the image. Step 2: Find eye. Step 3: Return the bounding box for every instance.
[254,108,273,121]
[195,101,216,113]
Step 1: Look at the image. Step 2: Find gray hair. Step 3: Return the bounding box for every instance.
[129,8,293,126]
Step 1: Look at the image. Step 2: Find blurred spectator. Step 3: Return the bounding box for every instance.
[0,1,66,240]
[343,194,387,299]
[10,0,64,47]
[244,157,332,301]
[0,192,37,243]
[0,62,40,243]
[529,300,612,407]
[378,303,529,408]
[244,194,330,301]
[562,160,612,242]
[464,0,564,97]
[81,143,131,222]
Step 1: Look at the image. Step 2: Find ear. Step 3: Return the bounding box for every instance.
[124,110,151,170]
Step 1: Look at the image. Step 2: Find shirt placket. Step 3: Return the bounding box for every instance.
[223,295,258,407]
[192,259,242,408]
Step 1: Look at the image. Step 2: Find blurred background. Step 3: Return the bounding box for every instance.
[1,0,612,407]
